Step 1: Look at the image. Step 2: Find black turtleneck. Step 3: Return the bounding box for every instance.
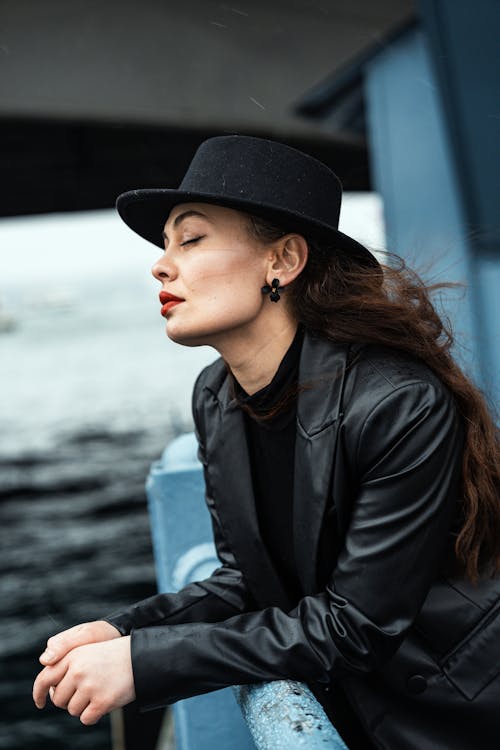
[231,324,305,604]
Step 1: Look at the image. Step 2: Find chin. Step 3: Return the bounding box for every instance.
[166,317,250,349]
[164,322,214,348]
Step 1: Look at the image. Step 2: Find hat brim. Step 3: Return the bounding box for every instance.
[116,189,381,270]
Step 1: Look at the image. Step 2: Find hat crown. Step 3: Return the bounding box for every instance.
[115,134,380,270]
[178,135,343,229]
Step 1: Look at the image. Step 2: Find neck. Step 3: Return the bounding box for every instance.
[216,316,299,396]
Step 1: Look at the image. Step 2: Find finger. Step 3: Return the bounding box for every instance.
[49,675,77,711]
[67,692,91,719]
[40,624,89,665]
[32,661,68,709]
[79,702,103,726]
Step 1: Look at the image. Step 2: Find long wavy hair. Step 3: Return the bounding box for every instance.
[240,212,500,584]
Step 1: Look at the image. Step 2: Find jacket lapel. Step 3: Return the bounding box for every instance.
[205,374,293,610]
[202,332,351,607]
[292,333,350,594]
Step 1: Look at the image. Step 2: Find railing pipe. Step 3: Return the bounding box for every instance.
[233,680,348,750]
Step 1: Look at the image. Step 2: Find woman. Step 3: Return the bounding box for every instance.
[33,136,500,749]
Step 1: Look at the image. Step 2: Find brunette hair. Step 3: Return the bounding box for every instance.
[240,212,500,583]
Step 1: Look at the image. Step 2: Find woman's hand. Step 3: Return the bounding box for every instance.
[32,636,135,725]
[39,620,121,666]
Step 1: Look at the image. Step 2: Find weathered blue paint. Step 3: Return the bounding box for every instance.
[234,680,348,750]
[147,433,350,749]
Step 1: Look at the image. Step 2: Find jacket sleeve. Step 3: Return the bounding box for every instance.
[102,366,257,636]
[128,380,465,710]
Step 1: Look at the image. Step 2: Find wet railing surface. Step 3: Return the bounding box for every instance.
[234,681,348,749]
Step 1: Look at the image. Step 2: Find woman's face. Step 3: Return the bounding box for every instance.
[151,202,275,348]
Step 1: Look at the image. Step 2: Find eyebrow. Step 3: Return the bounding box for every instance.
[162,210,209,241]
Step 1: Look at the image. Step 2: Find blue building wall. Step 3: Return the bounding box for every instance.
[363,15,499,412]
[364,28,482,390]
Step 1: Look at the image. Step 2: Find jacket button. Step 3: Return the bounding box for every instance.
[407,675,427,694]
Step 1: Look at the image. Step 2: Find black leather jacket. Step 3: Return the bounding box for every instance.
[105,331,500,749]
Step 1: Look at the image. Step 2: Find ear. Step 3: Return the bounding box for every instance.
[266,234,308,286]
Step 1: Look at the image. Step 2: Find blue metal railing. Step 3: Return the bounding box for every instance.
[234,681,348,749]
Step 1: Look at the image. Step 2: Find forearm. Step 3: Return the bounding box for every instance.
[102,568,255,635]
[129,588,392,711]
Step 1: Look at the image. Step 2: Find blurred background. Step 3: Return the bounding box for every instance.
[0,1,498,749]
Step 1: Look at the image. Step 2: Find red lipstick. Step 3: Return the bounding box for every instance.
[159,291,184,317]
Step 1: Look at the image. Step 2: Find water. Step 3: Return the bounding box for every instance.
[0,273,217,749]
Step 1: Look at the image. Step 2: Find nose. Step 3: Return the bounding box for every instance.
[151,251,177,282]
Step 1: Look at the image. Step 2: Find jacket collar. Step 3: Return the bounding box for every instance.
[202,329,351,609]
[213,329,348,435]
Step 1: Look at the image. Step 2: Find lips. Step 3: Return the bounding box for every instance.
[159,291,184,317]
[159,291,184,304]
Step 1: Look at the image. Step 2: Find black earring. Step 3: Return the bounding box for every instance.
[261,278,285,302]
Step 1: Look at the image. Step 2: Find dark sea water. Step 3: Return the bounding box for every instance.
[0,274,217,749]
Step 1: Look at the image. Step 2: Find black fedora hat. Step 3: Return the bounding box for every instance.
[116,135,380,270]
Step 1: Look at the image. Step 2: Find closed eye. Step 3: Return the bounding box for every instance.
[180,235,205,246]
